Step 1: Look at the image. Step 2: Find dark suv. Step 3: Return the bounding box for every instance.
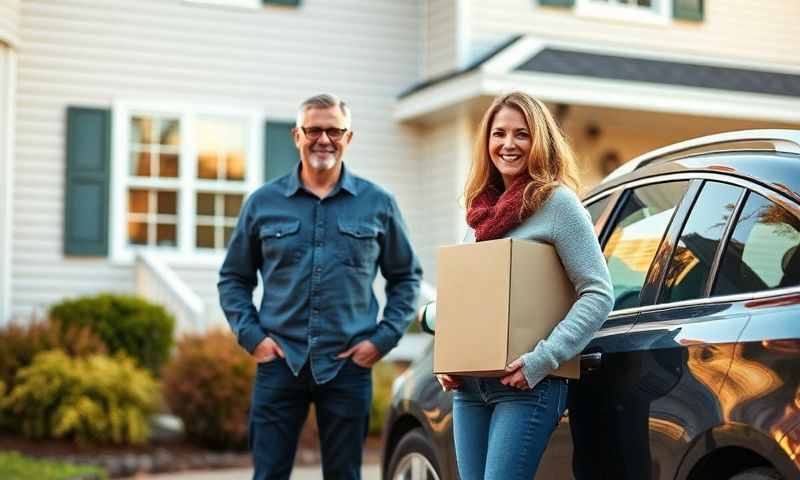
[381,130,800,480]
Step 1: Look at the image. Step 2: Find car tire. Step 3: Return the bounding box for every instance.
[729,466,783,480]
[386,427,442,480]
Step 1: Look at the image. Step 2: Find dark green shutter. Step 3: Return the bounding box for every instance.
[674,0,703,21]
[538,0,575,7]
[264,121,300,182]
[64,107,111,256]
[263,0,300,6]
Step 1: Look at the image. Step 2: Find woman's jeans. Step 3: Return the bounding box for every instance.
[453,376,568,480]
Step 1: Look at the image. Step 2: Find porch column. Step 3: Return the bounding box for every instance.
[0,43,15,325]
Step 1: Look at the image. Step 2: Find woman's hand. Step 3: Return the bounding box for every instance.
[436,374,462,391]
[500,357,530,390]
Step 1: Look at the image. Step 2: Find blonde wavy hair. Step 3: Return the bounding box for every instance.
[464,92,581,220]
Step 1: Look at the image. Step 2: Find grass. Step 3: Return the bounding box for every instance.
[0,451,108,480]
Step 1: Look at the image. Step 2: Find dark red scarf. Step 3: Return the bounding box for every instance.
[467,176,530,242]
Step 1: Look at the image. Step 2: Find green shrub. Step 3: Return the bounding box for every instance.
[0,452,107,480]
[162,329,255,450]
[0,318,107,392]
[1,350,160,445]
[50,294,175,374]
[370,361,398,436]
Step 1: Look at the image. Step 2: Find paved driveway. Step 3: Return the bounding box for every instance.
[133,465,380,479]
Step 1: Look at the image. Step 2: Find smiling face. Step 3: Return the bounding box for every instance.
[488,106,532,189]
[295,106,353,172]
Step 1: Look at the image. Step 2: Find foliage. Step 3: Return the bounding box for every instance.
[162,329,256,450]
[0,318,107,392]
[1,350,160,445]
[370,361,398,436]
[49,294,175,375]
[0,452,108,480]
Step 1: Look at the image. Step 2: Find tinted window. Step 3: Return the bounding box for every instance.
[660,182,743,303]
[586,196,612,226]
[604,181,689,310]
[713,192,800,296]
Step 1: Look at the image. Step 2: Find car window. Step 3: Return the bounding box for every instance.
[659,182,744,304]
[603,181,690,310]
[586,196,612,226]
[713,192,800,296]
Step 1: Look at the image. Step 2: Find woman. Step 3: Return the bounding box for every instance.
[422,91,614,479]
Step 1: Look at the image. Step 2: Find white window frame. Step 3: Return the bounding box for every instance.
[111,100,263,266]
[183,0,260,10]
[575,0,672,25]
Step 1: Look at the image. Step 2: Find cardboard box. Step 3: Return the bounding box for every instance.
[434,238,580,379]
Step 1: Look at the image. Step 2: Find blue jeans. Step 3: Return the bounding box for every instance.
[453,376,568,480]
[249,358,372,480]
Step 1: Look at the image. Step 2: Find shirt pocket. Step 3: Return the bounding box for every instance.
[336,220,381,272]
[259,219,303,269]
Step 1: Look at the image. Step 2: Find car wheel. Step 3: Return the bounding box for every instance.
[387,428,441,480]
[729,466,783,480]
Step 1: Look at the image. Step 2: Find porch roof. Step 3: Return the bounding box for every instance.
[395,35,800,124]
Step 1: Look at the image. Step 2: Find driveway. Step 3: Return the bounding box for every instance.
[132,465,381,479]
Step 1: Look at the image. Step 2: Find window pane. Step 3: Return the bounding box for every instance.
[130,149,151,177]
[131,116,153,144]
[197,152,219,179]
[159,153,179,178]
[604,181,689,310]
[157,191,177,215]
[196,225,215,249]
[129,189,149,214]
[660,182,743,303]
[224,194,243,218]
[196,116,247,181]
[226,151,246,180]
[586,196,612,226]
[197,192,215,216]
[713,193,800,296]
[128,221,148,245]
[156,223,177,247]
[159,119,180,146]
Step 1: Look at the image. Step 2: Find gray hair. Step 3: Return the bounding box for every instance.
[295,94,352,129]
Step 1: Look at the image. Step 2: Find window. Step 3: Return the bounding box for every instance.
[576,0,671,23]
[713,192,800,296]
[586,195,612,226]
[659,182,743,304]
[113,103,260,262]
[603,181,689,310]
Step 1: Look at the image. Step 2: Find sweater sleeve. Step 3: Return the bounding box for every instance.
[520,191,614,388]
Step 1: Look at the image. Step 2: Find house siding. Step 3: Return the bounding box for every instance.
[469,0,800,67]
[11,0,423,320]
[0,0,20,47]
[424,0,459,79]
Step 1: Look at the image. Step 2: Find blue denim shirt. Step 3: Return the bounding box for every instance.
[218,164,422,383]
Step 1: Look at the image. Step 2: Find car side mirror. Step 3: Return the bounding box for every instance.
[418,302,436,335]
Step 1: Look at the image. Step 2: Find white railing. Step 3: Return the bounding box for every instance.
[135,251,205,333]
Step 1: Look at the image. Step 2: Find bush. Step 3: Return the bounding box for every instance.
[50,294,175,375]
[0,318,107,392]
[162,329,255,450]
[1,350,160,445]
[369,361,398,436]
[0,452,107,480]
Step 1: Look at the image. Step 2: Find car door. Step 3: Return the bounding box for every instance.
[561,179,694,480]
[621,178,752,480]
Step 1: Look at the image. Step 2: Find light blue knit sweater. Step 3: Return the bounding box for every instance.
[427,186,614,388]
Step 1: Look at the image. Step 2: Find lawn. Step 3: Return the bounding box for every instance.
[0,451,107,480]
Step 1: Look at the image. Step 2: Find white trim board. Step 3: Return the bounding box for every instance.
[0,46,15,325]
[395,68,800,125]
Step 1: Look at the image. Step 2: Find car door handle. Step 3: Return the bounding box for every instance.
[580,352,603,372]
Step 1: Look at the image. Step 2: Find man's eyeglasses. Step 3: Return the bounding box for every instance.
[300,126,348,141]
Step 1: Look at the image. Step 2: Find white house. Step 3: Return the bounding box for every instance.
[1,0,799,335]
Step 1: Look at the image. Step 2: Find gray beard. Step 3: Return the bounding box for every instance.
[309,155,337,171]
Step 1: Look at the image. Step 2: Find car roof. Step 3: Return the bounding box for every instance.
[585,130,800,202]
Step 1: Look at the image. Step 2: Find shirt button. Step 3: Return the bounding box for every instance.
[313,309,319,315]
[315,266,322,273]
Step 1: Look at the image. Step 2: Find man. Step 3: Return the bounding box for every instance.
[218,94,422,480]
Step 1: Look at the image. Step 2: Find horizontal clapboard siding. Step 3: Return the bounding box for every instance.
[11,0,423,319]
[0,0,20,47]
